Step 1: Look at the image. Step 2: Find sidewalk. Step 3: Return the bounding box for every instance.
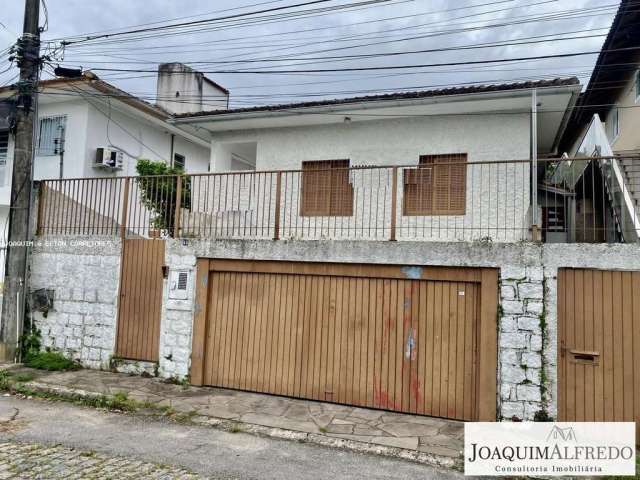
[4,366,464,469]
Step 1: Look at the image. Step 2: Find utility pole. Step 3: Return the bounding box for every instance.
[0,0,40,361]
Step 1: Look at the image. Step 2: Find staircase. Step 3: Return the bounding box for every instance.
[619,157,640,209]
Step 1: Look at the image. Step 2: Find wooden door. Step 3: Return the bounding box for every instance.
[115,239,165,361]
[191,260,498,421]
[558,268,640,442]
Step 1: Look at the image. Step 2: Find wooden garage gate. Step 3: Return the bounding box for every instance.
[191,260,498,421]
[558,268,640,442]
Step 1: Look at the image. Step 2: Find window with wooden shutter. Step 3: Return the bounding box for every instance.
[300,160,353,216]
[403,153,467,216]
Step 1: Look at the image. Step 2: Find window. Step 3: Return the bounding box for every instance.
[403,153,467,216]
[0,131,8,186]
[300,160,353,216]
[37,115,66,156]
[608,107,620,140]
[173,153,185,171]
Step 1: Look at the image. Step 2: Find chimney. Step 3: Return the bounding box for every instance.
[156,63,229,115]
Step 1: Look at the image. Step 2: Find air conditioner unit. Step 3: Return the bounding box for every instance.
[94,147,124,170]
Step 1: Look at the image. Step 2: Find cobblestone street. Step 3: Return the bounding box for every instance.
[0,441,204,480]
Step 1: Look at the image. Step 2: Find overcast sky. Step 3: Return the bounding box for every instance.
[0,0,619,109]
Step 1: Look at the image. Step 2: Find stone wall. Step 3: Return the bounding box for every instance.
[29,236,640,422]
[30,237,121,369]
[498,265,545,420]
[158,247,197,379]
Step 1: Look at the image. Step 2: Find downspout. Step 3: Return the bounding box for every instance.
[169,133,175,167]
[531,89,539,240]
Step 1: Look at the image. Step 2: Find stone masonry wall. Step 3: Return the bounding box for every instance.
[30,237,122,370]
[29,236,640,422]
[157,246,197,380]
[498,265,545,420]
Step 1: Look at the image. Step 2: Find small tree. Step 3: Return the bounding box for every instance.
[135,159,191,237]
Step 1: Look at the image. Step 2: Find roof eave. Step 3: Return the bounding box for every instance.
[171,83,581,125]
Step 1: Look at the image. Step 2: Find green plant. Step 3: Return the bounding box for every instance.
[135,159,191,236]
[0,370,11,390]
[19,328,42,361]
[12,372,35,383]
[533,409,552,422]
[24,351,80,371]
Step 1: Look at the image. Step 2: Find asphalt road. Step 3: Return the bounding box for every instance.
[0,395,463,479]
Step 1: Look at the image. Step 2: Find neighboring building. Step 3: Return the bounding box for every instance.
[560,0,640,158]
[0,66,216,247]
[156,62,229,115]
[552,0,640,243]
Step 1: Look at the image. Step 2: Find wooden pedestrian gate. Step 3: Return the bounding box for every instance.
[115,239,165,361]
[191,260,498,421]
[558,268,640,442]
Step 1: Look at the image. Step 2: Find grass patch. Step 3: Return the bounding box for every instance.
[24,351,80,371]
[12,372,35,383]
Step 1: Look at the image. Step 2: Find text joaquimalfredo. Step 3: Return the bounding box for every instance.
[464,422,635,476]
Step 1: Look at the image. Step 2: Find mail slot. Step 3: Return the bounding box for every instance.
[569,350,600,365]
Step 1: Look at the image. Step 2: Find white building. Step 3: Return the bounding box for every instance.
[171,78,581,242]
[0,65,221,244]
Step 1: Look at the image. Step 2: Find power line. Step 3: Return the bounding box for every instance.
[74,46,640,75]
[57,0,393,46]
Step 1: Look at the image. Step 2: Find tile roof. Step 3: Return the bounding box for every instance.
[174,77,580,119]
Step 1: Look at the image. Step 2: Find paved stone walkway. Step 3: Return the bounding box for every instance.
[0,441,203,479]
[10,367,464,466]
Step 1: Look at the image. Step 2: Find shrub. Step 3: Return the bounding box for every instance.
[135,159,191,235]
[24,351,80,371]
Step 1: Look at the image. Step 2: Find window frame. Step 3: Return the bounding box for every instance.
[610,107,620,141]
[37,115,67,157]
[402,153,468,216]
[173,153,186,171]
[299,159,354,217]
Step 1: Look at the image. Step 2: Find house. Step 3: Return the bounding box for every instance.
[23,70,640,442]
[551,0,640,243]
[0,63,218,265]
[169,78,581,243]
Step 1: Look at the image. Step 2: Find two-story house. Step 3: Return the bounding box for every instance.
[0,63,225,268]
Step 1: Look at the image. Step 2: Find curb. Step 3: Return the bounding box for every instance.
[22,381,463,471]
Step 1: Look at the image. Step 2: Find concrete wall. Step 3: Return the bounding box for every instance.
[208,114,532,242]
[28,235,640,422]
[83,103,210,177]
[34,101,89,181]
[605,70,640,153]
[30,98,210,181]
[156,63,228,115]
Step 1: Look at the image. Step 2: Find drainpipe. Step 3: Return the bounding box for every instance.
[531,89,539,240]
[169,133,175,167]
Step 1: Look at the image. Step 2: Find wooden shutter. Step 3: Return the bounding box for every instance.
[403,154,467,215]
[300,160,353,216]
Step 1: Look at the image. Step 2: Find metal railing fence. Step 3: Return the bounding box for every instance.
[35,156,640,243]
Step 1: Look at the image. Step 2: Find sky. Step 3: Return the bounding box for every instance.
[0,0,620,109]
